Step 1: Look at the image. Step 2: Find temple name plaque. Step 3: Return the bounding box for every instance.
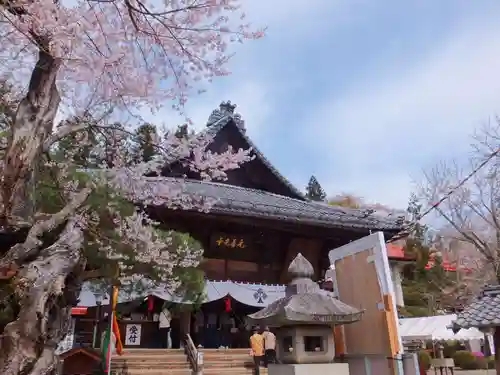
[211,232,252,250]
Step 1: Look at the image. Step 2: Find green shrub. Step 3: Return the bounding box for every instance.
[461,360,479,370]
[475,357,488,370]
[453,350,476,369]
[418,350,432,371]
[443,340,459,358]
[488,356,496,369]
[423,340,434,350]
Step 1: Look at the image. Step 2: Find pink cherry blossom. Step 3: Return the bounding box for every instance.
[0,1,264,373]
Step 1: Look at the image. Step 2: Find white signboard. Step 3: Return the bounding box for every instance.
[125,324,141,346]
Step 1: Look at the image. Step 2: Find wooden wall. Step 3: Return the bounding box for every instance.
[333,248,391,355]
[280,238,323,283]
[201,235,325,285]
[201,258,281,283]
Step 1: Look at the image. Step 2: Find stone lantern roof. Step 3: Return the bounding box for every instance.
[248,253,364,326]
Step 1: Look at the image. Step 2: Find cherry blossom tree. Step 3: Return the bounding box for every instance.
[0,1,263,373]
[419,121,500,289]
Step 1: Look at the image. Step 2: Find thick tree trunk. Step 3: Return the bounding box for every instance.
[1,46,60,227]
[0,220,85,375]
[0,43,83,375]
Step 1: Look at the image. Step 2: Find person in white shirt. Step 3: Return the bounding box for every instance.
[158,304,172,349]
[262,326,277,366]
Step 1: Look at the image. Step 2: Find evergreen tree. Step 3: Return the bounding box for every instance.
[132,123,159,163]
[305,175,326,201]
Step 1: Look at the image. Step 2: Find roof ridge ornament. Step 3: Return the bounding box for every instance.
[206,100,246,132]
[220,100,236,114]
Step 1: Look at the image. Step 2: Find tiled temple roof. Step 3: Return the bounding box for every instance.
[203,101,306,200]
[147,177,404,232]
[452,284,500,332]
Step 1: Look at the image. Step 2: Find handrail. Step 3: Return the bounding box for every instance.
[185,333,199,373]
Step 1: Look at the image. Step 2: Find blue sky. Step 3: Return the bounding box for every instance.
[142,0,500,210]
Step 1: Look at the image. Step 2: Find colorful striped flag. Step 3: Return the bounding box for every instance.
[101,286,124,373]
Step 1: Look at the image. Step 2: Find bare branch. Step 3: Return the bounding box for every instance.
[419,119,500,281]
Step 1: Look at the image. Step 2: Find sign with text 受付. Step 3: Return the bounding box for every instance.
[125,324,141,346]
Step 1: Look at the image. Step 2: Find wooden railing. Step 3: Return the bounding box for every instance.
[185,333,201,373]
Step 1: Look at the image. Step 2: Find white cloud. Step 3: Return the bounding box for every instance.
[138,0,361,134]
[302,14,500,209]
[139,80,271,136]
[242,0,371,40]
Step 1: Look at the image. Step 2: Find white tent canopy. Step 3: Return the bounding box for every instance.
[399,314,484,341]
[77,280,287,308]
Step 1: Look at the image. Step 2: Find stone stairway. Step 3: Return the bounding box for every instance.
[200,348,268,375]
[111,348,268,375]
[112,349,191,375]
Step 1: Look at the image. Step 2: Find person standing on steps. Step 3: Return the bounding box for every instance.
[158,303,172,349]
[249,327,264,375]
[262,326,277,367]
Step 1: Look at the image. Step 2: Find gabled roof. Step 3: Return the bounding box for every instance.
[143,177,404,233]
[151,102,405,236]
[202,101,305,200]
[452,285,500,331]
[59,347,101,361]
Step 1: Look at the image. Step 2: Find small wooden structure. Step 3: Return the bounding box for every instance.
[328,232,404,375]
[58,347,101,375]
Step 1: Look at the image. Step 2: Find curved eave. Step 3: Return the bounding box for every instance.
[140,177,405,234]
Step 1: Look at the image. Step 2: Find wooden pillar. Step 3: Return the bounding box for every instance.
[334,325,346,358]
[180,310,191,342]
[494,327,500,375]
[384,294,401,375]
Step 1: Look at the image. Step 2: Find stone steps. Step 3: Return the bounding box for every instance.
[113,369,268,375]
[111,349,190,374]
[111,348,266,375]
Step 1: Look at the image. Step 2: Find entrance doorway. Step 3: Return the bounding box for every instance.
[192,296,260,349]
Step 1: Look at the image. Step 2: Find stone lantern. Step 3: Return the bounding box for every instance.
[248,253,364,375]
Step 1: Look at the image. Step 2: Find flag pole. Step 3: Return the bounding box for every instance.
[106,284,115,373]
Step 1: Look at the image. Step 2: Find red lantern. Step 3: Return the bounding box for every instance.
[225,297,231,312]
[147,295,154,312]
